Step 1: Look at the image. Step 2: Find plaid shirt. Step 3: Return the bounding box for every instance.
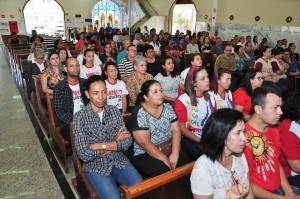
[74,103,132,175]
[53,78,87,128]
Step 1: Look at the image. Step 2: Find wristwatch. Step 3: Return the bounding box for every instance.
[101,143,107,151]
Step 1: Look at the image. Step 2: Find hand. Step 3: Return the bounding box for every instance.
[168,152,179,170]
[162,157,172,170]
[272,77,279,83]
[32,75,37,79]
[115,127,131,141]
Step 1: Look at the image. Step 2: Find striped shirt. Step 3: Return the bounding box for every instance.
[118,57,134,77]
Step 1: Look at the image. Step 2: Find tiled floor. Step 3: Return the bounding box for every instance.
[0,48,65,198]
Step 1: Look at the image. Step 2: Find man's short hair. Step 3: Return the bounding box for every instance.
[126,44,136,51]
[88,40,96,45]
[245,41,252,47]
[144,45,154,52]
[251,86,282,112]
[246,36,251,40]
[33,48,45,58]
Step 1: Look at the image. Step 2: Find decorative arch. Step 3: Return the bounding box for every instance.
[168,0,197,34]
[23,0,65,37]
[92,0,128,30]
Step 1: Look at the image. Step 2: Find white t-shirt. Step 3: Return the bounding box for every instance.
[77,53,103,68]
[191,154,250,199]
[180,67,190,84]
[68,82,84,114]
[105,79,128,110]
[80,64,102,79]
[208,90,234,110]
[133,39,143,46]
[149,42,161,54]
[98,111,104,123]
[186,43,200,54]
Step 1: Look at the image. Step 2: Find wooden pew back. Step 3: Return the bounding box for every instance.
[69,122,99,199]
[46,94,69,173]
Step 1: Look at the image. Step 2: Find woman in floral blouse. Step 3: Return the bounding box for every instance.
[126,55,153,112]
[41,52,65,95]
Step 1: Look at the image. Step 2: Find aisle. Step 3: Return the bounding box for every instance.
[0,48,64,198]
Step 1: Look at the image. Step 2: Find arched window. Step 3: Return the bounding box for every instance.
[23,0,65,37]
[169,1,196,34]
[92,0,123,29]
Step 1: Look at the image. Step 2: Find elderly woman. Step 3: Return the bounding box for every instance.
[191,108,254,199]
[233,68,263,120]
[175,66,213,160]
[128,80,191,177]
[126,55,153,112]
[22,48,47,98]
[209,68,233,110]
[154,56,180,103]
[74,75,143,199]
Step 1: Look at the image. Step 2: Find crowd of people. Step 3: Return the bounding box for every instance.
[20,25,300,199]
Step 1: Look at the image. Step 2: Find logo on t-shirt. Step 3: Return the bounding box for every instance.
[246,130,276,180]
[86,72,100,78]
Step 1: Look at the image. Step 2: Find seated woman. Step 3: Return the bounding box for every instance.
[270,48,290,88]
[128,80,191,177]
[177,37,187,61]
[80,49,102,79]
[54,39,72,57]
[144,45,161,77]
[179,54,202,93]
[110,40,119,57]
[233,68,263,120]
[201,36,211,53]
[126,55,153,112]
[77,42,103,69]
[282,48,300,76]
[234,45,250,73]
[74,75,143,199]
[75,32,87,52]
[41,52,65,107]
[58,48,69,67]
[100,43,116,64]
[165,37,180,70]
[174,66,213,160]
[154,57,180,103]
[7,32,20,47]
[255,45,287,96]
[191,108,254,199]
[28,37,47,62]
[209,68,233,110]
[149,34,161,57]
[102,61,128,114]
[279,89,300,188]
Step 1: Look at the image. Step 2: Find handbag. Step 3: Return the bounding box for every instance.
[156,139,172,156]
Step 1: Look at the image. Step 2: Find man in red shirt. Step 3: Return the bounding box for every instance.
[244,86,300,197]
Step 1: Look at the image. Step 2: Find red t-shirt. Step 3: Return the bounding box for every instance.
[233,88,252,116]
[279,119,300,177]
[244,123,281,191]
[165,45,178,57]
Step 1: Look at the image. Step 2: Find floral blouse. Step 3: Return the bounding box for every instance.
[234,54,249,72]
[42,69,65,89]
[126,71,153,106]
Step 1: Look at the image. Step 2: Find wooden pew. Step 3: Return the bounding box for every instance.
[288,75,300,93]
[46,94,70,173]
[69,122,99,199]
[34,77,49,134]
[119,162,194,199]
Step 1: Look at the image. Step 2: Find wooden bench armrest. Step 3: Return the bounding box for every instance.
[119,161,195,199]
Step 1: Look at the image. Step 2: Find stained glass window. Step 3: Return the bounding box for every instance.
[92,0,120,29]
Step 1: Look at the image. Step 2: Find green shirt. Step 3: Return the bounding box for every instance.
[214,54,236,71]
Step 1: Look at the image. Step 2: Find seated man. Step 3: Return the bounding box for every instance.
[279,89,300,188]
[30,29,44,43]
[244,86,300,198]
[117,39,131,64]
[22,48,47,98]
[53,57,88,143]
[118,45,137,82]
[211,37,224,60]
[186,36,200,54]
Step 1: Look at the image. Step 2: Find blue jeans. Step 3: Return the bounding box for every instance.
[86,162,143,199]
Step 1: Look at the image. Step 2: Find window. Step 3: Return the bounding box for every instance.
[170,3,196,34]
[92,0,120,29]
[23,0,65,37]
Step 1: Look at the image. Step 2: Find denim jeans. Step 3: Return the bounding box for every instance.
[86,162,143,199]
[273,185,300,196]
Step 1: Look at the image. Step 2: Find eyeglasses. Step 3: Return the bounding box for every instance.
[35,57,44,60]
[231,170,242,195]
[128,49,137,52]
[254,76,264,81]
